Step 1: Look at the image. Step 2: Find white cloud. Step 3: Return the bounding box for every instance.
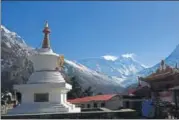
[102,55,118,61]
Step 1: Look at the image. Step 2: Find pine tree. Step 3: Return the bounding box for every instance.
[83,86,94,97]
[67,76,94,99]
[96,92,103,95]
[67,76,84,99]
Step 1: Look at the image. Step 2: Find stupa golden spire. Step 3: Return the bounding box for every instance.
[42,21,51,48]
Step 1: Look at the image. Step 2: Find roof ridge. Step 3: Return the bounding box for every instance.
[67,94,117,104]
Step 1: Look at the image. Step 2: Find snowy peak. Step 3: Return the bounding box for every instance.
[1,25,27,46]
[1,25,11,34]
[1,25,35,70]
[166,44,179,60]
[63,59,125,93]
[121,53,135,60]
[78,54,146,78]
[102,55,118,61]
[127,43,179,87]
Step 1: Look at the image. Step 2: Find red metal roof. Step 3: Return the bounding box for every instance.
[67,94,117,104]
[128,88,137,94]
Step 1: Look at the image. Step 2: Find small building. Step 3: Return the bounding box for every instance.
[68,94,144,111]
[139,60,179,103]
[138,60,179,118]
[68,94,123,110]
[131,86,151,98]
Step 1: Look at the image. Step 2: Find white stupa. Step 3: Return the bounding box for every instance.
[8,22,81,115]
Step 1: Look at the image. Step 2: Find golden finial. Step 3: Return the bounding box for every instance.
[42,21,51,48]
[45,21,48,28]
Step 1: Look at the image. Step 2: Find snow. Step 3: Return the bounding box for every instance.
[121,53,135,59]
[1,25,28,48]
[141,64,149,68]
[1,25,11,34]
[65,59,91,72]
[102,55,118,61]
[5,42,12,48]
[64,59,125,93]
[77,54,147,87]
[1,25,35,71]
[65,60,84,70]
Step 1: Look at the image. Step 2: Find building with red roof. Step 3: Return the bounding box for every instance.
[67,94,144,111]
[67,94,123,110]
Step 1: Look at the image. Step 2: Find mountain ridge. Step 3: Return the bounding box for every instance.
[1,25,125,94]
[1,25,178,93]
[77,54,146,84]
[125,44,179,88]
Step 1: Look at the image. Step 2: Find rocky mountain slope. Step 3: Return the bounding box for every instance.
[1,25,35,92]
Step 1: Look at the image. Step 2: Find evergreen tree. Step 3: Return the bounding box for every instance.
[67,76,94,99]
[83,86,94,97]
[96,92,103,95]
[67,76,84,99]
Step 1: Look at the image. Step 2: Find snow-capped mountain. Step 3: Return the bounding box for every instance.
[1,25,35,71]
[1,25,35,92]
[63,60,124,94]
[139,44,179,77]
[125,44,179,87]
[1,25,124,94]
[77,54,146,83]
[2,24,178,93]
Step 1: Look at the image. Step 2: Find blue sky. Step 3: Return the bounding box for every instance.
[2,1,179,67]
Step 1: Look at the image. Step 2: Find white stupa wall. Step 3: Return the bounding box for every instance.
[29,54,59,71]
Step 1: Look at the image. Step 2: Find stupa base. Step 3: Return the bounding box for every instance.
[7,102,81,115]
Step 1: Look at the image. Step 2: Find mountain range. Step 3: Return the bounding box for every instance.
[1,25,179,94]
[1,25,124,94]
[78,55,146,76]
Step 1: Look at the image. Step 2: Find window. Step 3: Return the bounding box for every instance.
[94,103,97,108]
[16,92,22,103]
[81,104,85,108]
[77,104,81,107]
[101,102,105,107]
[34,93,49,102]
[126,101,129,108]
[87,104,91,108]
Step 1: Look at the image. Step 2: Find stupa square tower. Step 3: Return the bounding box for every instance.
[8,22,81,115]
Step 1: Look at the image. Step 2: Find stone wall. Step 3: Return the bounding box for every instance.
[2,110,139,119]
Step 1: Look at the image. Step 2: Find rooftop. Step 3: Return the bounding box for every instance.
[67,94,117,104]
[139,60,179,81]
